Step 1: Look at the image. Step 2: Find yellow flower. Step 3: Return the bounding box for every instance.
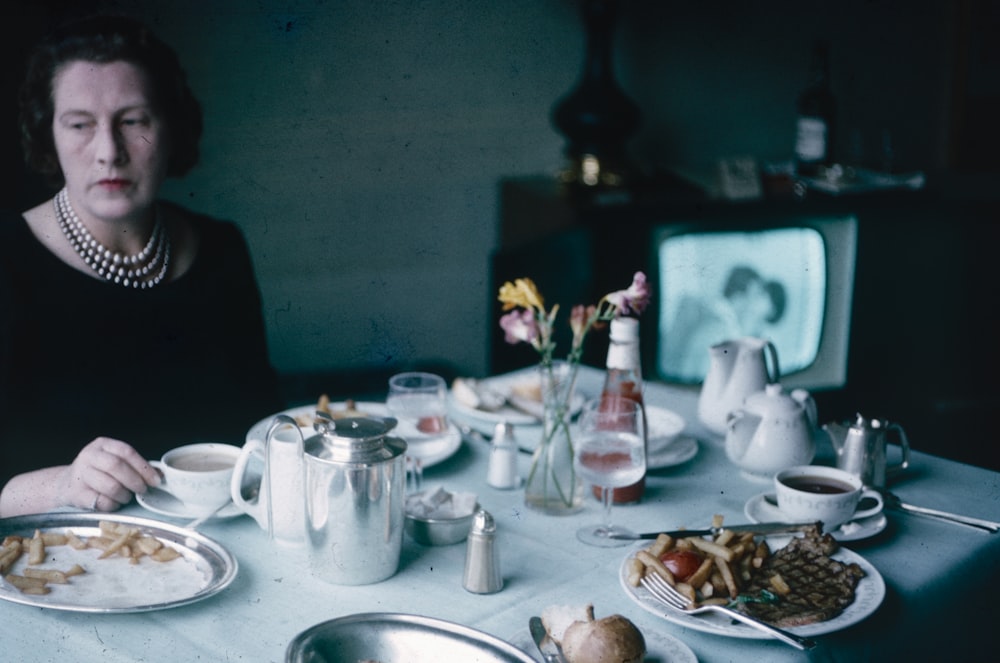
[498,277,545,312]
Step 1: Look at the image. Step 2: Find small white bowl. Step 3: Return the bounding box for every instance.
[647,405,686,451]
[405,505,478,546]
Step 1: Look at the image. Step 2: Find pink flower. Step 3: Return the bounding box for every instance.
[500,309,539,346]
[569,304,596,349]
[605,271,651,315]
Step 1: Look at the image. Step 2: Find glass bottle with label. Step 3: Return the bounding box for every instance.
[593,317,646,504]
[794,40,836,177]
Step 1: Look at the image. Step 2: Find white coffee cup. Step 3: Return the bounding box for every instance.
[775,465,883,529]
[152,443,240,512]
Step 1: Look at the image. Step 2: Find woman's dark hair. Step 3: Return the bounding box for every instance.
[764,280,787,324]
[722,265,762,299]
[18,15,202,184]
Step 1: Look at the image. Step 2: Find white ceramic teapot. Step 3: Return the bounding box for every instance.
[725,383,817,481]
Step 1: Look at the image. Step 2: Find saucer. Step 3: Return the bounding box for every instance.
[744,492,887,542]
[136,486,244,521]
[647,436,698,469]
[247,402,463,469]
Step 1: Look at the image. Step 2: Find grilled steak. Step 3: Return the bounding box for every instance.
[735,527,865,627]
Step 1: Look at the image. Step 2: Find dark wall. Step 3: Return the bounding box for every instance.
[816,194,1000,472]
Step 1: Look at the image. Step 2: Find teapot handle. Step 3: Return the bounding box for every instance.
[885,422,911,478]
[231,436,268,529]
[764,340,781,384]
[230,414,302,532]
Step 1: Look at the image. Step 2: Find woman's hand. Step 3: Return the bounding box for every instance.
[60,437,161,512]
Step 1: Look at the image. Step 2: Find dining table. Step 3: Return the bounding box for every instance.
[2,365,998,662]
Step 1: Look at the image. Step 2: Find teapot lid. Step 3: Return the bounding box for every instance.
[850,412,888,430]
[304,414,407,464]
[743,383,803,417]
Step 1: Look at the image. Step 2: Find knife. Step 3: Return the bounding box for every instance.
[529,616,566,663]
[609,521,820,540]
[458,424,534,455]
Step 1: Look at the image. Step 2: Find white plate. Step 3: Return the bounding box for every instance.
[647,405,686,449]
[136,486,244,521]
[620,538,885,639]
[647,436,699,469]
[744,492,888,542]
[508,624,697,663]
[0,512,237,613]
[246,402,462,469]
[448,369,586,426]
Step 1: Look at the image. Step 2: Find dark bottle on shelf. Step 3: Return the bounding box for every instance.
[794,40,836,177]
[593,317,647,504]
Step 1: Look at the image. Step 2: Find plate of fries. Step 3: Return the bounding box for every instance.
[0,512,237,612]
[246,399,463,469]
[618,519,885,638]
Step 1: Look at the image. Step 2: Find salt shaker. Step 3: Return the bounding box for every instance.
[462,508,502,594]
[486,422,520,489]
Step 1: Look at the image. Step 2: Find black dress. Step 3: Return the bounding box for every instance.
[0,204,284,485]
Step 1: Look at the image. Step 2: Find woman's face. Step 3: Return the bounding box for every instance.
[732,279,775,333]
[51,60,170,224]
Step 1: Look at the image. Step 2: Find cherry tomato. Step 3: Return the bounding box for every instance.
[659,550,703,582]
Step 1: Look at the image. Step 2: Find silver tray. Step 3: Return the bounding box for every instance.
[287,613,536,663]
[0,512,237,613]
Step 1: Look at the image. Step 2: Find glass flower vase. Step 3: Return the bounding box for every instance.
[524,360,584,515]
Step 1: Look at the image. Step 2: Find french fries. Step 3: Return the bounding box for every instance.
[28,530,45,565]
[626,515,775,608]
[1,521,181,595]
[5,574,49,595]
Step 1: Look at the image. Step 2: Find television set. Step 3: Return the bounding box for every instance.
[645,213,858,392]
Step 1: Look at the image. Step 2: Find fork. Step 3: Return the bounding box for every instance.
[640,573,816,650]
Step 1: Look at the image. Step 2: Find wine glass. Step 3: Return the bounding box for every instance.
[574,396,646,547]
[386,372,449,493]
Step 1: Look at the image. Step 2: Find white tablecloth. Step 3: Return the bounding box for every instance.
[3,367,998,662]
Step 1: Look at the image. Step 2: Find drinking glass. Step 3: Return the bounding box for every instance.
[574,396,646,547]
[386,372,449,492]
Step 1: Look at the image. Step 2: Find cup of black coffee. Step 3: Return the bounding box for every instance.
[774,465,883,528]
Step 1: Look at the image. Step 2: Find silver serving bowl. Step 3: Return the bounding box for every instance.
[404,503,477,546]
[286,612,535,662]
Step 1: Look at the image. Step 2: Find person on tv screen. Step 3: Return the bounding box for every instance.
[0,15,283,517]
[665,265,787,380]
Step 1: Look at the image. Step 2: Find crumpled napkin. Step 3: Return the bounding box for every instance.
[405,485,477,520]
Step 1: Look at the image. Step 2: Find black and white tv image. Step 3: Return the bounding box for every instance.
[652,215,858,391]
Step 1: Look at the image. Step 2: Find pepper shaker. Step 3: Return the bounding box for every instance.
[462,508,502,594]
[486,421,520,489]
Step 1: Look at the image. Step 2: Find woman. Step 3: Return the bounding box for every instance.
[0,16,283,516]
[664,265,784,381]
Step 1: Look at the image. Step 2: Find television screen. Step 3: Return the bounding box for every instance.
[652,215,857,391]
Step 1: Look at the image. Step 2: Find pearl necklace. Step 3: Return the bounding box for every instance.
[54,188,171,289]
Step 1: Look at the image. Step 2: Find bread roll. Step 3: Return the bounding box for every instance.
[560,614,646,663]
[541,603,595,644]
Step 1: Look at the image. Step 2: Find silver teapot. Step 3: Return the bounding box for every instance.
[233,412,408,585]
[301,413,407,585]
[824,413,910,489]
